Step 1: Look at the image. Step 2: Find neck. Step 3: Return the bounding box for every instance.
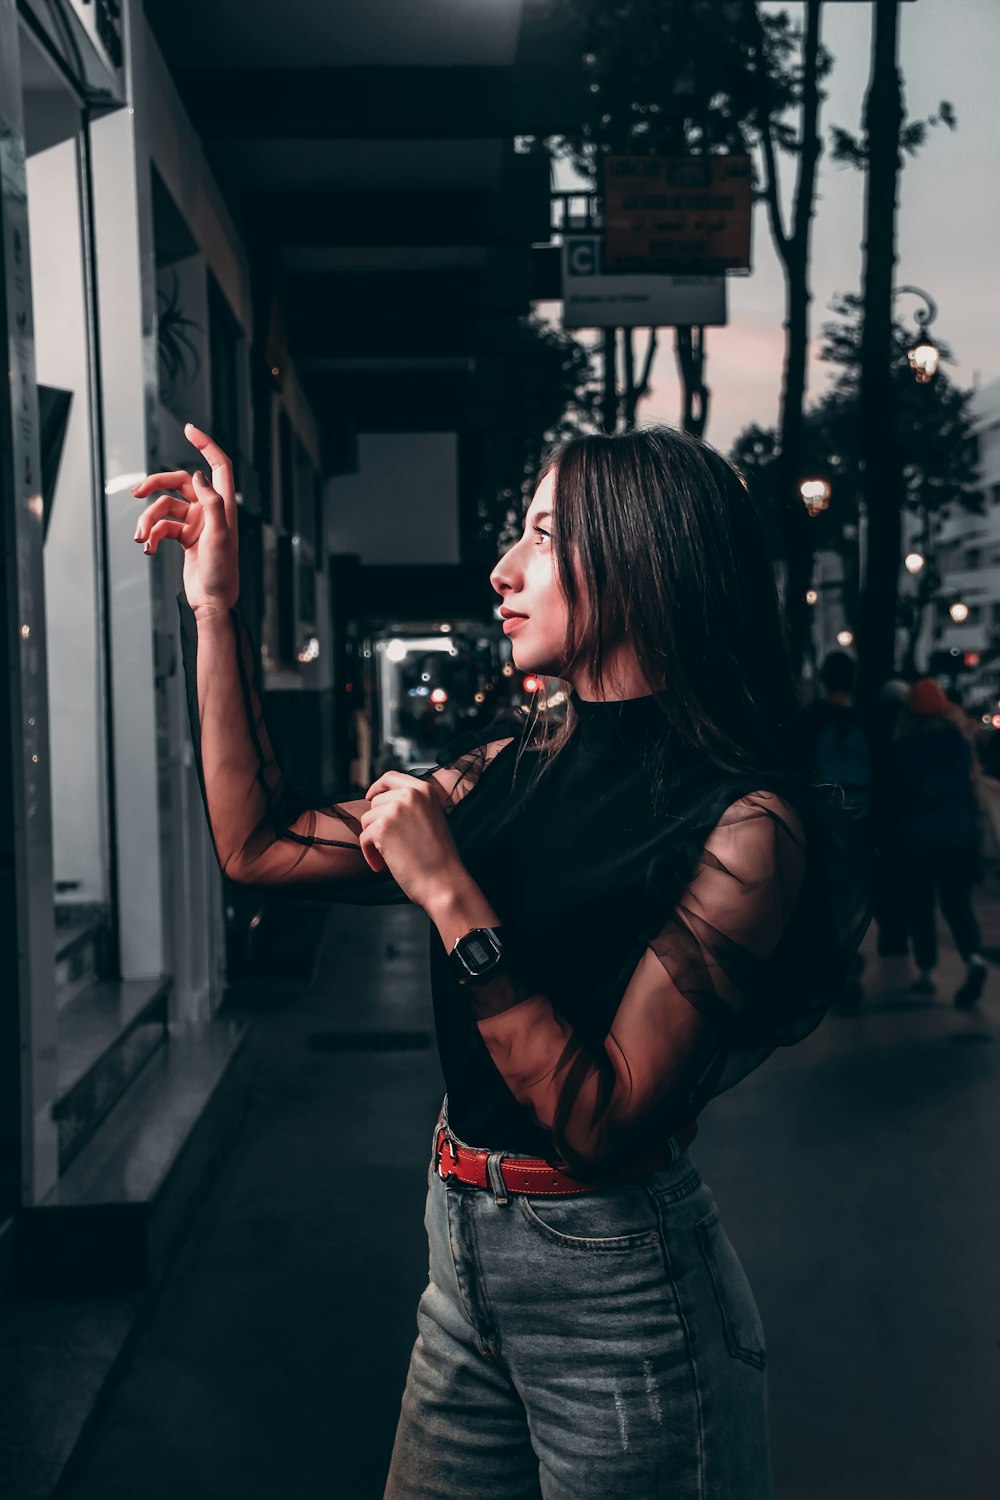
[569,655,660,703]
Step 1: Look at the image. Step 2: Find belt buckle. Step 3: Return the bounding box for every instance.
[436,1128,457,1181]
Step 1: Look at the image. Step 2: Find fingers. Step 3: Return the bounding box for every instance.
[143,517,197,555]
[365,771,429,800]
[134,495,189,541]
[131,470,197,503]
[358,829,387,874]
[184,422,236,519]
[192,469,230,539]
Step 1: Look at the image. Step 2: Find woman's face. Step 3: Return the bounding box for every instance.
[489,467,653,700]
[489,470,569,677]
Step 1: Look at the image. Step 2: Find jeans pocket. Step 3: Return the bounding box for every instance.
[516,1185,662,1251]
[695,1208,767,1368]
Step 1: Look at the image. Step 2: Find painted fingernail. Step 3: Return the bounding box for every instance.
[134,529,142,542]
[143,542,152,555]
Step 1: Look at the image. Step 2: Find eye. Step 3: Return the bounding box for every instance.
[532,525,551,545]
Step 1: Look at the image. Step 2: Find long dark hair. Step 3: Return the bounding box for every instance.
[518,425,803,789]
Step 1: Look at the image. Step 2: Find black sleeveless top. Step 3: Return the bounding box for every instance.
[180,599,873,1180]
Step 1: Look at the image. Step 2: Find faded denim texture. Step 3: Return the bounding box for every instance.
[383,1100,772,1500]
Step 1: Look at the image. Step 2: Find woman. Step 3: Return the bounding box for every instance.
[133,422,871,1500]
[889,678,989,1007]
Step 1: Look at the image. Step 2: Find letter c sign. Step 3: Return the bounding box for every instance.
[566,237,599,278]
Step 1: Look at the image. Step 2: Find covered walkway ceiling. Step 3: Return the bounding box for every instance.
[143,0,584,445]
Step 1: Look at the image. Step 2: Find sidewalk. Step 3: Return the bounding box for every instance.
[49,880,1000,1500]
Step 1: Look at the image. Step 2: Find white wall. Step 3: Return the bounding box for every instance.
[27,138,107,904]
[325,432,460,566]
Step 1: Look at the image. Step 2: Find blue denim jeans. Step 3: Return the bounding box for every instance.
[383,1098,772,1500]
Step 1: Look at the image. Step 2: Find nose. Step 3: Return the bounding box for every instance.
[489,544,519,599]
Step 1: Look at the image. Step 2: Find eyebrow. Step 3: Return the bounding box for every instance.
[526,510,552,525]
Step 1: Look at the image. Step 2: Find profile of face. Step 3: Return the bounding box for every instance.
[488,470,569,679]
[489,467,651,700]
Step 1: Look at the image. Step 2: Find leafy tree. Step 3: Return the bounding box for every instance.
[543,0,811,440]
[475,312,601,552]
[731,293,981,675]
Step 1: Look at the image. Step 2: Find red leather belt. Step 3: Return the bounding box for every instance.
[433,1120,698,1198]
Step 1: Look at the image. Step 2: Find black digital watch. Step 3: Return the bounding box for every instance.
[449,927,504,984]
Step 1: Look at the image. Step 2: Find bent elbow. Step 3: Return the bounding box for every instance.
[220,852,249,884]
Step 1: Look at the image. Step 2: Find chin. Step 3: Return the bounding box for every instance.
[509,639,547,673]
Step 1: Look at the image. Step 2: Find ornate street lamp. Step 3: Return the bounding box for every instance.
[892,284,941,383]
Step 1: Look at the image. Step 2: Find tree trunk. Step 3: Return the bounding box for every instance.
[621,326,659,430]
[674,326,709,437]
[775,254,813,685]
[856,0,905,721]
[768,0,824,689]
[601,327,618,434]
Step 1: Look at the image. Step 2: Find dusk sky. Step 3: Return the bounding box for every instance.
[547,0,1000,454]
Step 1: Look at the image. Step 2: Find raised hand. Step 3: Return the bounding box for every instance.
[131,422,239,618]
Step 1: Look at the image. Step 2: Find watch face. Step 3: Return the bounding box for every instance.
[465,933,496,967]
[454,928,502,977]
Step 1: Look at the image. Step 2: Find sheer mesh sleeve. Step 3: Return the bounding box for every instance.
[178,594,514,898]
[179,594,375,886]
[462,791,812,1180]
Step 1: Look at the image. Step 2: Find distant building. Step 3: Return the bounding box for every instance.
[920,379,1000,708]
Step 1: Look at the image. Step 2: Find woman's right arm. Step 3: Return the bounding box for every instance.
[133,423,378,887]
[180,598,374,885]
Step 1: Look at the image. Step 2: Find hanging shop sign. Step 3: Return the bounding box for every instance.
[603,156,753,274]
[561,235,727,330]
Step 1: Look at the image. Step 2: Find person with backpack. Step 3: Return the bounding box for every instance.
[796,651,872,817]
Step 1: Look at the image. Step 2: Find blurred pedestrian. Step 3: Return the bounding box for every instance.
[795,650,874,1003]
[795,650,872,817]
[889,678,989,1007]
[867,679,913,973]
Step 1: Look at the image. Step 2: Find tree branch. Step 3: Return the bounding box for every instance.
[749,4,790,267]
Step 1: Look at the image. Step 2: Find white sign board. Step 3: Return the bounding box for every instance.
[561,235,727,329]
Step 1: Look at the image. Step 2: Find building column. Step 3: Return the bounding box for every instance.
[0,0,59,1205]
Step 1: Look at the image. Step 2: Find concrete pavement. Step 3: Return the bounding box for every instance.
[54,881,1000,1500]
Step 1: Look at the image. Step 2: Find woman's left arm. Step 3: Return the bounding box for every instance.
[417,789,809,1180]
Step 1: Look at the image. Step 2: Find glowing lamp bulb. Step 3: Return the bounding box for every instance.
[430,688,448,705]
[907,340,940,383]
[522,675,542,694]
[836,630,854,648]
[904,552,925,574]
[949,601,969,623]
[798,478,831,516]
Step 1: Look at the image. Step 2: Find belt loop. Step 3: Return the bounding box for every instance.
[485,1151,510,1206]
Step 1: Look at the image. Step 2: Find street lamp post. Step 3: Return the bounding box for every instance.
[892,284,941,383]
